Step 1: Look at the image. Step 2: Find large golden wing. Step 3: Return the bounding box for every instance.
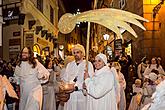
[58,8,148,39]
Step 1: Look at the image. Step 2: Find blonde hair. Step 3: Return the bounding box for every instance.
[111,62,121,71]
[135,79,142,85]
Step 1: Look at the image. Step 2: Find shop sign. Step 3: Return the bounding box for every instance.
[13,31,21,37]
[9,38,21,46]
[25,33,34,48]
[3,7,20,21]
[9,38,21,59]
[114,39,122,57]
[114,39,122,50]
[9,45,20,52]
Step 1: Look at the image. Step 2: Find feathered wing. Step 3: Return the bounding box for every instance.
[58,8,148,39]
[2,75,18,99]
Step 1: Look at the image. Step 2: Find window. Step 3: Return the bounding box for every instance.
[50,5,54,24]
[37,0,43,13]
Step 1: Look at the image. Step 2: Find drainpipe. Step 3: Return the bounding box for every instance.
[0,0,2,46]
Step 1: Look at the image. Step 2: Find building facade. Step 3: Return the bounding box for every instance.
[2,0,58,61]
[108,0,165,68]
[143,0,165,67]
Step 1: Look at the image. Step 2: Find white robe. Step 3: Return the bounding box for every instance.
[147,80,165,110]
[14,60,50,110]
[128,84,143,110]
[143,64,165,77]
[110,67,121,104]
[85,66,117,110]
[137,63,148,79]
[118,71,126,110]
[63,60,94,110]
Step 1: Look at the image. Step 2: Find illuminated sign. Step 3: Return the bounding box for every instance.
[114,39,122,50]
[3,7,20,21]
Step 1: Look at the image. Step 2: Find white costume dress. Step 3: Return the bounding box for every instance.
[143,64,164,76]
[146,80,165,110]
[14,60,49,110]
[85,66,117,110]
[128,84,143,110]
[63,60,94,110]
[137,62,148,79]
[42,69,57,110]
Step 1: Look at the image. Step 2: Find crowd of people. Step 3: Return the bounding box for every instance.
[0,44,164,110]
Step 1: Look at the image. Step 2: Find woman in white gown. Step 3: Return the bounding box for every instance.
[84,53,117,110]
[112,62,126,110]
[42,58,57,110]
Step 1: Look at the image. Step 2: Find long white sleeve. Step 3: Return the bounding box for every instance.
[85,72,114,99]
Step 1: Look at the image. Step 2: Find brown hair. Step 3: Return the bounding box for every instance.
[18,47,37,68]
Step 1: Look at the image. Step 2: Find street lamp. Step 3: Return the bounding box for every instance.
[103,34,110,58]
[103,34,110,41]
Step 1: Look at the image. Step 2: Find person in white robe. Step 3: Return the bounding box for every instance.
[84,53,117,110]
[128,79,143,110]
[58,56,75,110]
[143,57,164,76]
[63,44,94,110]
[110,66,121,104]
[141,72,157,108]
[112,62,126,110]
[141,78,165,110]
[14,47,50,110]
[42,58,58,110]
[137,57,149,80]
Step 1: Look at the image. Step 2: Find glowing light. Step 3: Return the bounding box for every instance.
[103,34,110,40]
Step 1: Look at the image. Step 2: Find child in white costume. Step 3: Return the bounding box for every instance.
[128,79,143,110]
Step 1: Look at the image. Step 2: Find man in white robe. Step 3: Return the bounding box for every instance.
[84,53,117,110]
[14,47,50,110]
[63,44,94,110]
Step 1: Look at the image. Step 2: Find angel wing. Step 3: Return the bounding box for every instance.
[2,75,18,99]
[58,8,148,39]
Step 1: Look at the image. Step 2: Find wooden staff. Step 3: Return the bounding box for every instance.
[85,22,91,72]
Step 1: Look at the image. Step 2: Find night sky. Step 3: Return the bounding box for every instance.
[62,0,93,13]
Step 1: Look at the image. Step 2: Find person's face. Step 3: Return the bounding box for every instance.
[94,57,105,70]
[73,49,83,61]
[151,58,156,64]
[21,48,29,61]
[48,60,53,69]
[135,83,141,87]
[145,60,149,64]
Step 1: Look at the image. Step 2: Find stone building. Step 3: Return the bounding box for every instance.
[2,0,58,60]
[94,0,165,68]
